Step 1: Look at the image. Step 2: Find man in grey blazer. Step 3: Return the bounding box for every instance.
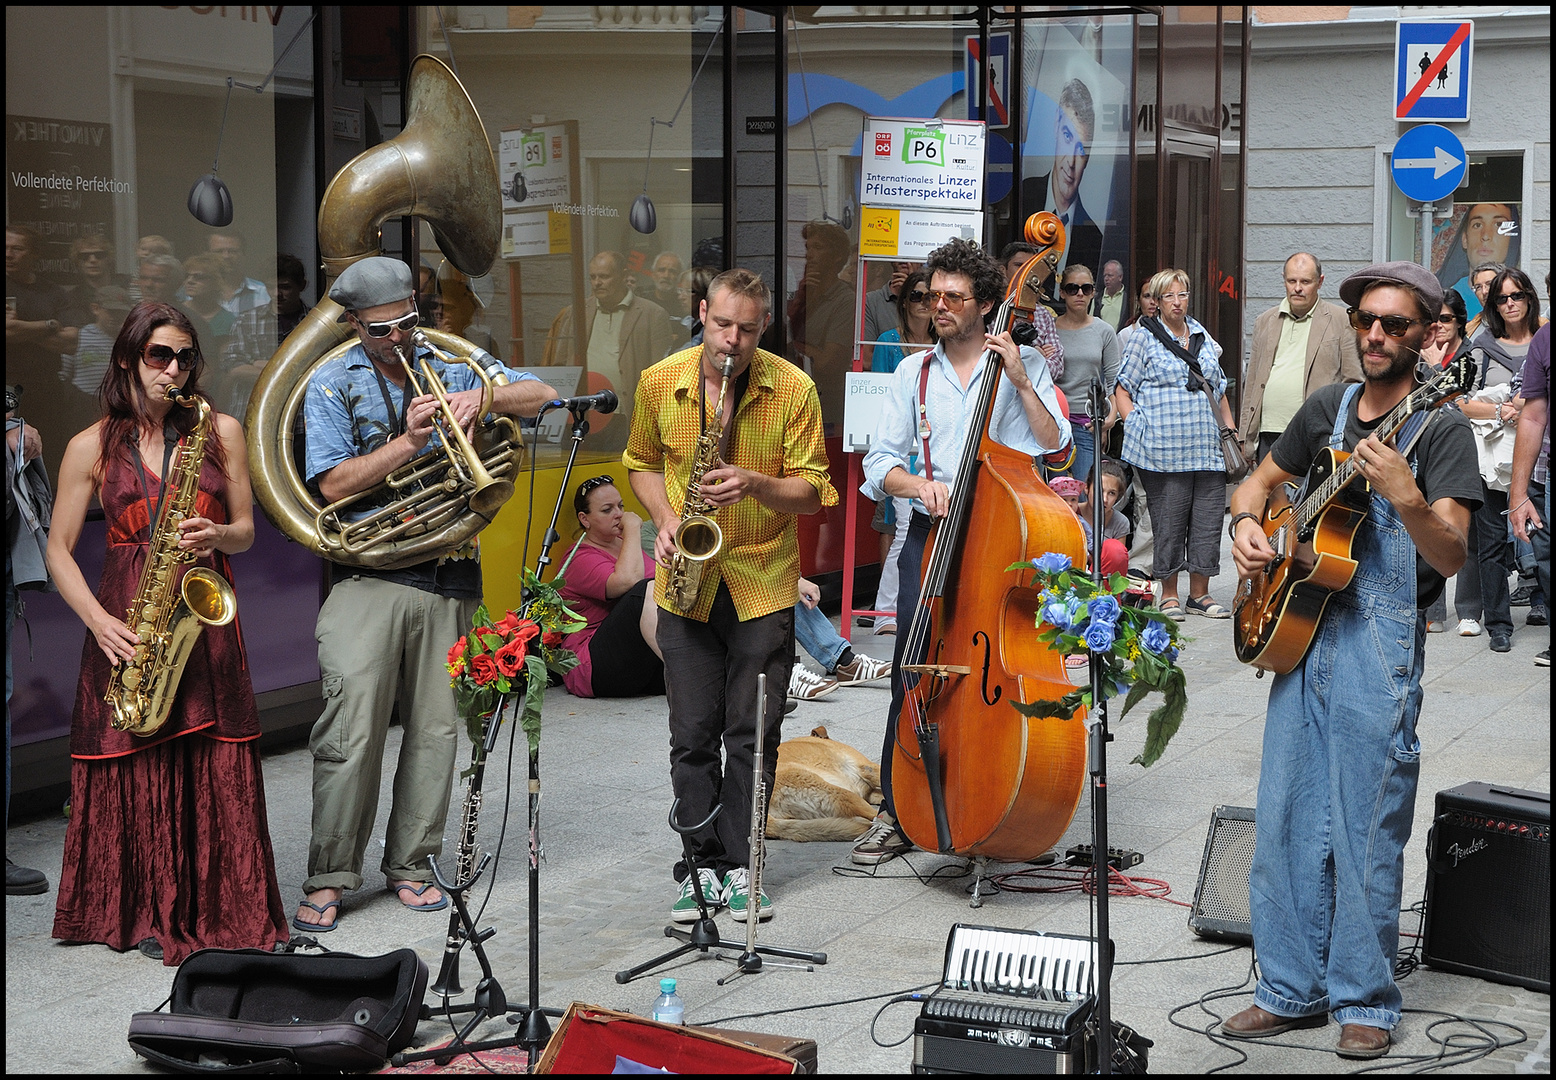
[544,250,677,419]
[1239,253,1363,462]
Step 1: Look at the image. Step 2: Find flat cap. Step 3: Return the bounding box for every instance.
[328,257,414,313]
[1338,261,1443,317]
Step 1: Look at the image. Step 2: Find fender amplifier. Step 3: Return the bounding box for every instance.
[1422,782,1549,993]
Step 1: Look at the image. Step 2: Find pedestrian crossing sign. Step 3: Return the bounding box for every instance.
[1395,21,1473,122]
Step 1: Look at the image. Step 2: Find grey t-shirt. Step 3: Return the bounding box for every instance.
[1054,318,1122,419]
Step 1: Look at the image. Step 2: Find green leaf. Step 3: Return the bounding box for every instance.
[1117,679,1153,719]
[1130,670,1187,768]
[1010,688,1086,720]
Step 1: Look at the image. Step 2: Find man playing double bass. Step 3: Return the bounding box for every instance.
[853,237,1072,865]
[1224,262,1479,1059]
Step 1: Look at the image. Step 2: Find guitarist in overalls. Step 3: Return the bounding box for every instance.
[1225,263,1481,1060]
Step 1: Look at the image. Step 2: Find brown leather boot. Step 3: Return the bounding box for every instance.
[1221,1004,1327,1039]
[1336,1024,1390,1059]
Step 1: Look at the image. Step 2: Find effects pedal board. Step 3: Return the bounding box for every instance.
[1065,845,1143,871]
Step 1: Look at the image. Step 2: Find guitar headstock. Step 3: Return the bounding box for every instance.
[1415,350,1474,411]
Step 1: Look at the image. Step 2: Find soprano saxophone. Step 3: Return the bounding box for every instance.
[106,385,237,736]
[666,352,736,612]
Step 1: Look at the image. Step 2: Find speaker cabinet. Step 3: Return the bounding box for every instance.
[1188,805,1255,944]
[1423,782,1549,993]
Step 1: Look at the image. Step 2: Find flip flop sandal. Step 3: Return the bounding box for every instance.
[1187,595,1231,619]
[291,898,340,933]
[390,882,451,912]
[1158,599,1187,622]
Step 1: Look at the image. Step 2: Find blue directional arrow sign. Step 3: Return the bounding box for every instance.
[1390,124,1466,203]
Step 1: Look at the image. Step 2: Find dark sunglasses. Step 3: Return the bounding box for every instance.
[1060,282,1096,296]
[357,311,420,338]
[578,474,615,500]
[1495,290,1533,306]
[906,290,933,304]
[1348,308,1427,338]
[142,344,199,371]
[1435,313,1461,324]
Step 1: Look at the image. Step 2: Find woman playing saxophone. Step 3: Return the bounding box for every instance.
[45,301,288,965]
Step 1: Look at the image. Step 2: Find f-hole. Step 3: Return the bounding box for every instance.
[972,631,1001,706]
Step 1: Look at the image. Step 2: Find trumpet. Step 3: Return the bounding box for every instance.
[312,332,519,560]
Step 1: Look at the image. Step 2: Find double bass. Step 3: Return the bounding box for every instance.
[891,213,1089,861]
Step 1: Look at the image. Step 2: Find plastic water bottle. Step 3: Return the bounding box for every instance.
[651,977,685,1025]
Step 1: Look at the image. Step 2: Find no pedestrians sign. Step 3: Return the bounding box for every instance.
[1395,21,1473,122]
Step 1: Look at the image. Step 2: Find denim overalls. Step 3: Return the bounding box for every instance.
[1249,382,1429,1030]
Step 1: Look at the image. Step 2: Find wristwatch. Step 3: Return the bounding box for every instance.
[1228,512,1261,542]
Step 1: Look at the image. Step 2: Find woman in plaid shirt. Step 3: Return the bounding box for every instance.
[1114,268,1237,621]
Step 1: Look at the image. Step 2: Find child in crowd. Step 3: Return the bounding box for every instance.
[1090,458,1133,546]
[1050,474,1129,580]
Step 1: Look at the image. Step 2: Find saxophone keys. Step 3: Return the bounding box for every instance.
[137,618,158,637]
[122,667,143,690]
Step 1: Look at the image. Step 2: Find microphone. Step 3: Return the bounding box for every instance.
[550,389,619,415]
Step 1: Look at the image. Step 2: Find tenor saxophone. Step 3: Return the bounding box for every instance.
[667,352,736,612]
[105,385,238,736]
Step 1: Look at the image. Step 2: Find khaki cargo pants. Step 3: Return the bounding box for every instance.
[303,576,478,894]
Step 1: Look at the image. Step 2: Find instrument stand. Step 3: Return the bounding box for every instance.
[396,404,599,1070]
[393,705,561,1069]
[614,802,828,985]
[533,403,594,584]
[1085,380,1115,1074]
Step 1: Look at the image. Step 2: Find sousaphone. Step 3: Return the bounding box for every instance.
[246,54,516,570]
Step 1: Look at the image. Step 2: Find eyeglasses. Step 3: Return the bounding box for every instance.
[927,290,973,310]
[1495,291,1533,307]
[1060,282,1096,297]
[1347,308,1426,338]
[357,311,419,338]
[142,344,199,371]
[1436,313,1460,324]
[578,475,614,500]
[76,251,107,261]
[906,290,933,304]
[1159,291,1190,302]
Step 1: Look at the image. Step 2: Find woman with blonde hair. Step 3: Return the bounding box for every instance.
[1113,269,1236,620]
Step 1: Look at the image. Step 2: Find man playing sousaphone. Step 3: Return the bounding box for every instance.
[626,269,836,924]
[294,257,554,933]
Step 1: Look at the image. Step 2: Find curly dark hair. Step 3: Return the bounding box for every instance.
[924,237,1004,310]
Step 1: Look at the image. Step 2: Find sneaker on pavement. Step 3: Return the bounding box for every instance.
[722,867,772,922]
[1527,602,1549,627]
[1536,649,1550,667]
[834,653,892,686]
[1455,619,1483,637]
[874,619,898,636]
[1510,583,1536,607]
[670,868,724,923]
[851,811,913,865]
[789,665,839,701]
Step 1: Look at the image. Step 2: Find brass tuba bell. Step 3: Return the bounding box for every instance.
[246,55,517,571]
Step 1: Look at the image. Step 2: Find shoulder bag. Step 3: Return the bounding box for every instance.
[1140,316,1250,483]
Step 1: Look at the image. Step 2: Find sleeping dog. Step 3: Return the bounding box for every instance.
[766,727,883,841]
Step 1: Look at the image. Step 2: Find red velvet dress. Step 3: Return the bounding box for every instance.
[52,451,290,965]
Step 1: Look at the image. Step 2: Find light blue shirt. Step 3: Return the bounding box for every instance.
[861,341,1071,515]
[304,342,538,497]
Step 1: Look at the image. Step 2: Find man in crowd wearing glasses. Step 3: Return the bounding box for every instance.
[1226,263,1480,1060]
[1237,252,1362,464]
[293,257,555,934]
[851,237,1072,866]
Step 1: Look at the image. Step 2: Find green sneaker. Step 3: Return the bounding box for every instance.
[721,867,772,922]
[670,868,722,924]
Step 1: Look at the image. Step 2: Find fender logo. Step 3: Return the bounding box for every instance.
[1447,838,1487,866]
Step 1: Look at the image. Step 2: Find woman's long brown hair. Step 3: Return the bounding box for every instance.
[94,301,227,482]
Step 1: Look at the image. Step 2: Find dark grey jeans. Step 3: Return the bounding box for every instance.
[657,583,793,880]
[1137,467,1226,580]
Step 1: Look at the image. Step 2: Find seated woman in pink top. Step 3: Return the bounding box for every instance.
[558,475,666,698]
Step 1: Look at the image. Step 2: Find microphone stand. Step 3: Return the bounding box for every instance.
[1086,380,1114,1074]
[392,400,599,1070]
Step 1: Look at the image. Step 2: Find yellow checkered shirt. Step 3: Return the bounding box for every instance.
[624,346,838,622]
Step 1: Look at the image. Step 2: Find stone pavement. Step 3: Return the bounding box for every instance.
[5,556,1550,1073]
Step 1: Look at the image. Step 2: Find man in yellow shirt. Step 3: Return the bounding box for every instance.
[1239,253,1363,462]
[626,269,838,924]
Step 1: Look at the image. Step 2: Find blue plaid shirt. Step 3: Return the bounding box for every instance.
[1116,316,1227,474]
